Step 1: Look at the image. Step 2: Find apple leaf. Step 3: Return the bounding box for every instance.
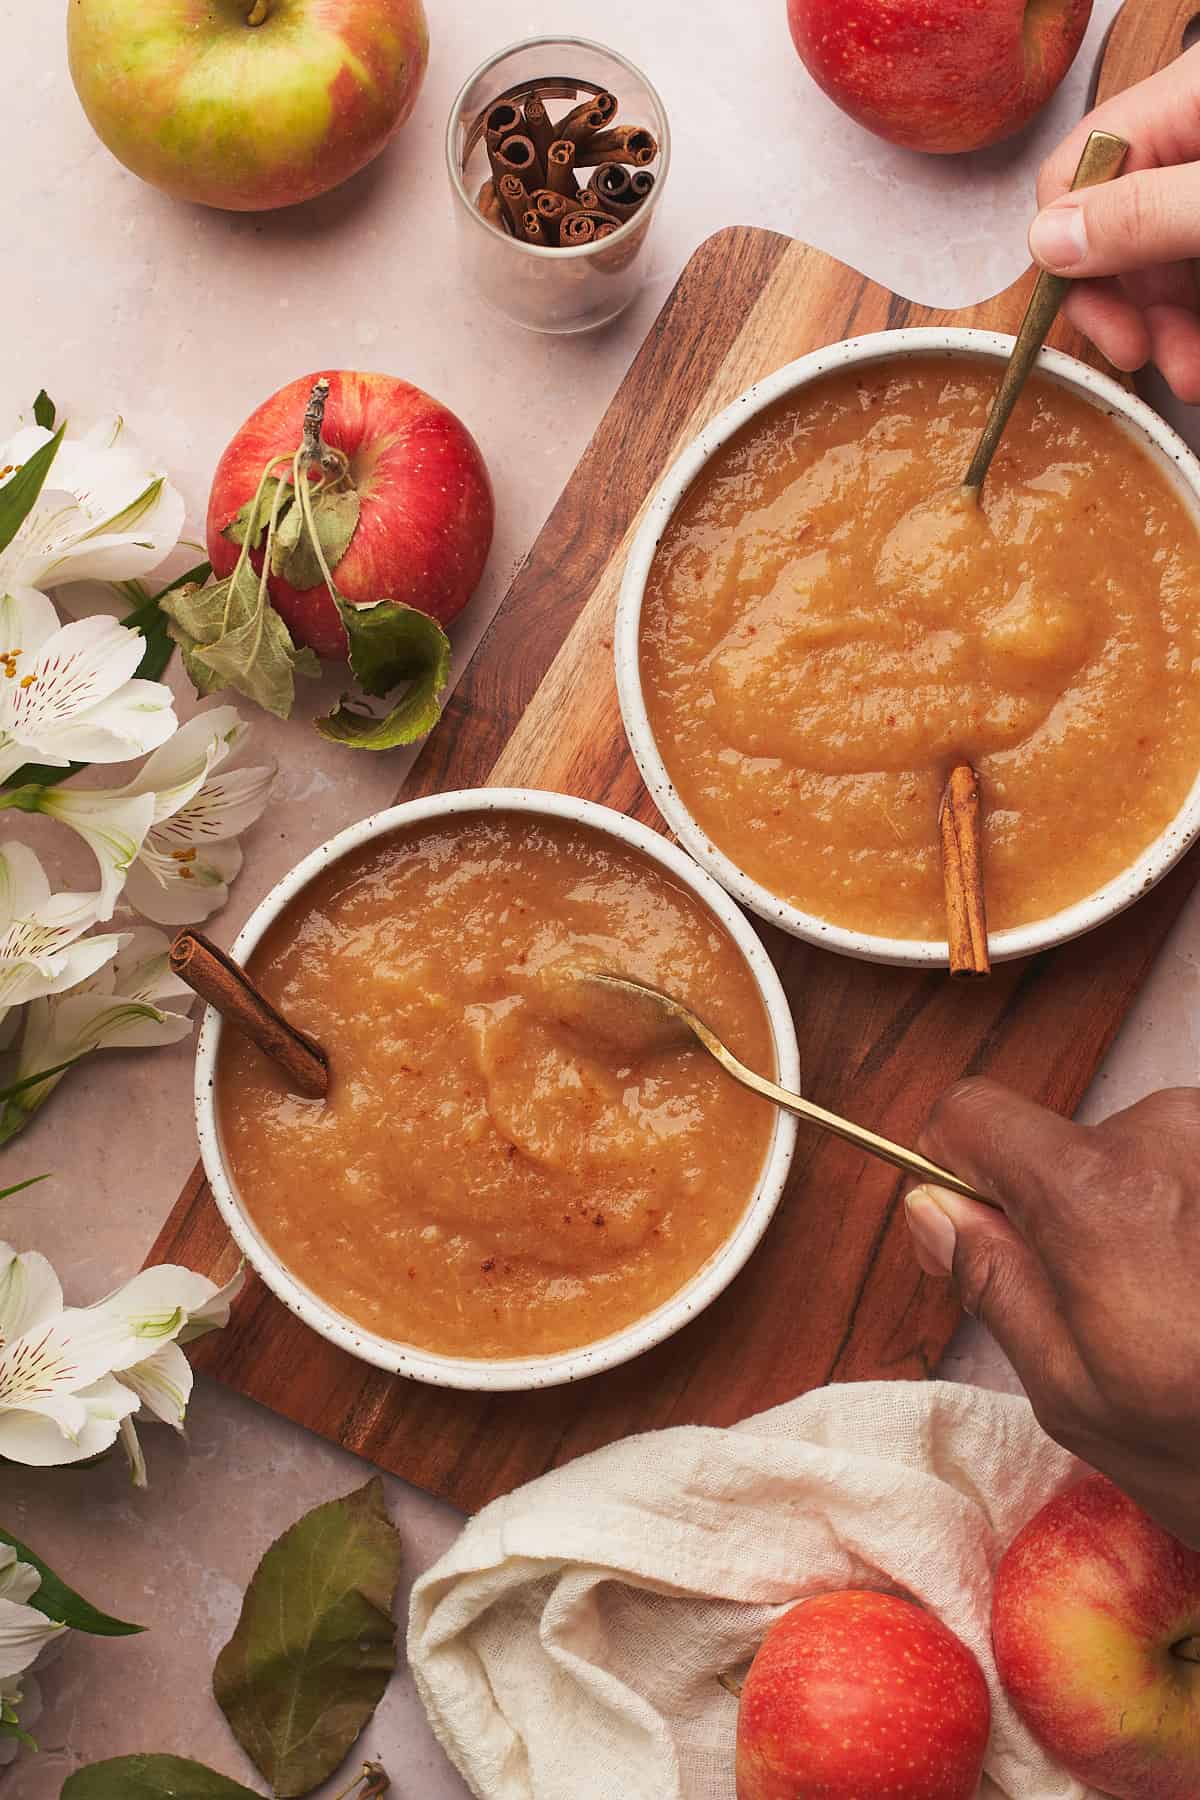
[161,564,320,719]
[0,1528,143,1635]
[222,476,291,550]
[62,1756,263,1799]
[212,1477,402,1798]
[32,390,55,430]
[0,421,65,554]
[272,487,360,591]
[315,598,451,750]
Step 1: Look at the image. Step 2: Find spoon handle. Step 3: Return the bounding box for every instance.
[962,128,1129,495]
[690,1022,991,1205]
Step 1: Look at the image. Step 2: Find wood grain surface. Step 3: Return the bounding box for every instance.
[148,0,1200,1514]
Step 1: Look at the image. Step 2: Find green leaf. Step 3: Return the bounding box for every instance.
[273,487,360,591]
[0,422,65,554]
[62,1756,263,1799]
[222,476,290,550]
[32,390,56,430]
[0,1173,49,1201]
[161,564,317,719]
[213,1477,402,1798]
[315,599,451,751]
[0,1529,143,1634]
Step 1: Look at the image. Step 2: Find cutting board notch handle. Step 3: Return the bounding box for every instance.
[1093,0,1200,109]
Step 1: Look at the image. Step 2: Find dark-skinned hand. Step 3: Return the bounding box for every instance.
[906,1079,1200,1548]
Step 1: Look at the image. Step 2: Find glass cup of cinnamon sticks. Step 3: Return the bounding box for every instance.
[446,37,670,334]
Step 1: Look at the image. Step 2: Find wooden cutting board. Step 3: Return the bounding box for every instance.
[148,0,1200,1513]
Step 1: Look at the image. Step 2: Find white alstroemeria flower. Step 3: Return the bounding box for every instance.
[0,1242,242,1487]
[30,705,275,924]
[0,415,184,600]
[0,1546,60,1766]
[0,929,193,1144]
[0,842,123,1039]
[0,588,177,785]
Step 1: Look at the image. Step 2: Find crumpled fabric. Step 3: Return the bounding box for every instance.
[410,1381,1103,1799]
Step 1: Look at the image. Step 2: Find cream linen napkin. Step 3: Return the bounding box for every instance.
[409,1381,1106,1800]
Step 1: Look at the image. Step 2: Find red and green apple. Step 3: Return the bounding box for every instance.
[67,0,429,211]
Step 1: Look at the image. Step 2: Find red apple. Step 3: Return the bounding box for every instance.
[735,1591,990,1799]
[786,0,1093,154]
[207,369,494,659]
[993,1474,1200,1800]
[67,0,429,212]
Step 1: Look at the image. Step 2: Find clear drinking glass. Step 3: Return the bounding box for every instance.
[446,36,670,335]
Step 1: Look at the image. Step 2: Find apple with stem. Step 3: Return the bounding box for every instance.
[733,1591,990,1798]
[67,0,429,211]
[206,368,494,661]
[785,0,1093,154]
[993,1474,1200,1800]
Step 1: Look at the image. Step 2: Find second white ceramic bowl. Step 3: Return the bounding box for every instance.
[615,327,1200,968]
[195,788,799,1393]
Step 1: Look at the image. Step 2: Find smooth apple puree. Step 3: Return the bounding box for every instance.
[217,812,776,1360]
[639,356,1200,939]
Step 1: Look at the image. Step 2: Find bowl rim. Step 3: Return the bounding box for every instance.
[614,325,1200,967]
[194,786,799,1392]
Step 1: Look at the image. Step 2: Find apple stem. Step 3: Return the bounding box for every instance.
[1173,1635,1200,1665]
[246,0,271,23]
[716,1671,744,1700]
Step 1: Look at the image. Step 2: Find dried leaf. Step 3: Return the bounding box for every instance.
[62,1757,262,1799]
[222,476,290,549]
[160,564,318,718]
[274,486,360,591]
[0,1528,142,1635]
[213,1477,402,1798]
[315,599,451,751]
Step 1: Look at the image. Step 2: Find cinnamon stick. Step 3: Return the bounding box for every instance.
[496,172,531,237]
[522,92,556,169]
[169,930,329,1098]
[483,101,522,157]
[560,211,598,246]
[574,126,657,167]
[489,133,539,185]
[588,163,635,205]
[476,178,507,232]
[533,188,581,225]
[939,764,990,979]
[521,208,547,246]
[545,138,578,196]
[557,91,619,144]
[629,169,656,201]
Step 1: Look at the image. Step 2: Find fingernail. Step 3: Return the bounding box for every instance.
[1029,201,1089,271]
[905,1186,958,1275]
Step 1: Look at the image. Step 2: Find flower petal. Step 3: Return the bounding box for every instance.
[0,1599,64,1681]
[0,1372,136,1467]
[0,844,51,934]
[124,704,246,818]
[0,926,122,1015]
[156,763,276,848]
[176,1264,244,1342]
[37,788,156,922]
[124,838,242,927]
[121,1339,193,1430]
[2,616,176,768]
[0,1551,41,1608]
[0,1245,63,1344]
[107,927,192,1006]
[88,1264,236,1369]
[0,588,60,665]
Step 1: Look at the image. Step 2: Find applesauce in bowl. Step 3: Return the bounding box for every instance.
[198,790,798,1390]
[616,330,1200,966]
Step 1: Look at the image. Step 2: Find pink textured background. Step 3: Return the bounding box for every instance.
[6,1,1199,1793]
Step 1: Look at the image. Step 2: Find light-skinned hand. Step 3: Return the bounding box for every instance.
[1030,47,1200,400]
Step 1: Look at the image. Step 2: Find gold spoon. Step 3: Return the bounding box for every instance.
[962,128,1129,498]
[583,973,990,1205]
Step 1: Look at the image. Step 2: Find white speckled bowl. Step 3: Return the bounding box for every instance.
[194,788,799,1393]
[615,327,1200,968]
